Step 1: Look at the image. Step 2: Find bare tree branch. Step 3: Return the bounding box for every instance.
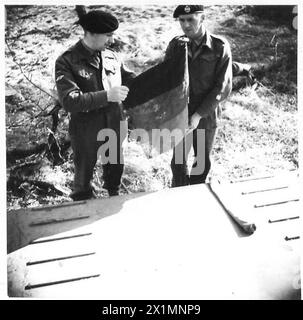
[5,38,57,102]
[75,5,87,19]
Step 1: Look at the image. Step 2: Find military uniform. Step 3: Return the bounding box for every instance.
[55,40,135,200]
[165,30,233,186]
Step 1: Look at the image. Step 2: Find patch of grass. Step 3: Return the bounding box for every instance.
[211,86,298,181]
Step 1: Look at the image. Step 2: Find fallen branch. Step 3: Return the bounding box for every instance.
[7,145,47,163]
[9,161,43,180]
[254,80,276,96]
[120,181,131,194]
[7,137,71,165]
[47,129,64,165]
[7,175,66,196]
[47,103,63,132]
[75,5,87,18]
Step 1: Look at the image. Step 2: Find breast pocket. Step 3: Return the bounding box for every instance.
[74,68,98,93]
[192,53,219,92]
[199,53,219,78]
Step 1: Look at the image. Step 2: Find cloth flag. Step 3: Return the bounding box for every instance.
[123,43,189,154]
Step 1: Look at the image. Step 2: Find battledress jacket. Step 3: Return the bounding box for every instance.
[165,31,233,128]
[55,40,134,117]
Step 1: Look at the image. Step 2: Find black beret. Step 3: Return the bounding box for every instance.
[77,10,119,34]
[173,5,204,18]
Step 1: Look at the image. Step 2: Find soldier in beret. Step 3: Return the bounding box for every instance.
[55,10,135,200]
[166,5,234,187]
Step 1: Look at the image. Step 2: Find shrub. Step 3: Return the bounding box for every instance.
[244,5,296,29]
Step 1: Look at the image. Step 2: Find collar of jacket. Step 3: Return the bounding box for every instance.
[72,40,101,70]
[187,30,214,60]
[202,30,213,50]
[188,30,213,50]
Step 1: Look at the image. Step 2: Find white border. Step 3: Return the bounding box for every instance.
[1,0,302,300]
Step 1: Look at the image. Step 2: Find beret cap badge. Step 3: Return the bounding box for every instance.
[184,5,191,13]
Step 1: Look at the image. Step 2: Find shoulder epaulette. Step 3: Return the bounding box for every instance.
[210,34,228,45]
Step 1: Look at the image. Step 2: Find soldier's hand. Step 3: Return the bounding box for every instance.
[107,86,129,102]
[187,112,202,132]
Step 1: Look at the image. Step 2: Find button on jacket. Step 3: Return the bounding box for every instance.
[165,31,233,128]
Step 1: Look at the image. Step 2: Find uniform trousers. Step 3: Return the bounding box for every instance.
[69,105,125,200]
[171,115,217,187]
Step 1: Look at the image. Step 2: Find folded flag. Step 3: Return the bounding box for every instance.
[123,43,189,154]
[208,182,257,235]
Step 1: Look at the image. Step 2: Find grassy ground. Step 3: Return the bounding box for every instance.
[5,5,298,210]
